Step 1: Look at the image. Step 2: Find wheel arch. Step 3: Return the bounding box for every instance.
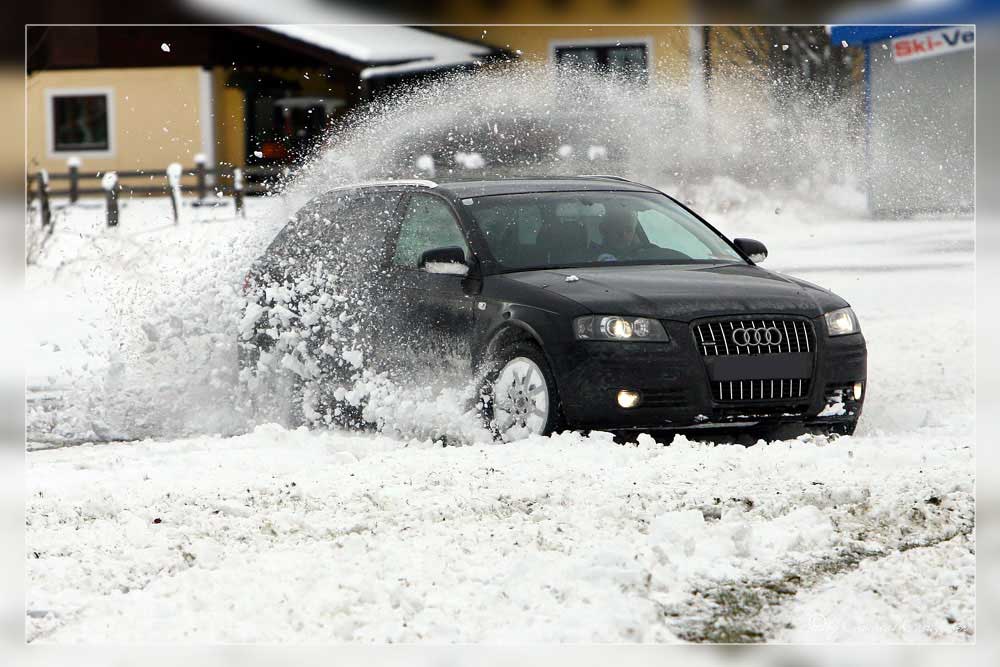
[476,315,567,402]
[477,320,566,439]
[480,320,543,369]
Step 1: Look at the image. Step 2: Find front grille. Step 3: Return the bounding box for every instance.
[694,318,815,357]
[713,378,811,402]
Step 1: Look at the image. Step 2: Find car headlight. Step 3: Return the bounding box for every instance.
[824,307,860,336]
[574,315,669,341]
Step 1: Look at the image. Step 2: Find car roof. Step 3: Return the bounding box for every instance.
[432,176,659,199]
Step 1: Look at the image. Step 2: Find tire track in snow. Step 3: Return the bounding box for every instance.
[26,427,973,642]
[672,512,974,642]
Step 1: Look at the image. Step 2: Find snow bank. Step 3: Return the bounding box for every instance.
[26,424,973,642]
[776,533,975,642]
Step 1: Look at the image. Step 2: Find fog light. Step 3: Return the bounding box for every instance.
[617,389,641,409]
[853,382,864,401]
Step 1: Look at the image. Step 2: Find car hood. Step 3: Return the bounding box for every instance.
[502,263,848,321]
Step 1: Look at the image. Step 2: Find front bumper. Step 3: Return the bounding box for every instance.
[552,318,866,431]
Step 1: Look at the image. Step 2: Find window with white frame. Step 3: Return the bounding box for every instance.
[553,43,649,83]
[46,89,113,155]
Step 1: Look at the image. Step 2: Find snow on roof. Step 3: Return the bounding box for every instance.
[263,25,493,73]
[360,54,486,80]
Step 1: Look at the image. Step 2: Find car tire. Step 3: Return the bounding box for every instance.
[480,340,563,441]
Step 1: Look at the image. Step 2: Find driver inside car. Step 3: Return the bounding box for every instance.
[595,205,653,261]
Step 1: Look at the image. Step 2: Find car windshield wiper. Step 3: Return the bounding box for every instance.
[709,260,753,268]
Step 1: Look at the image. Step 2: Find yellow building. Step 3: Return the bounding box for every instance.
[26,26,500,186]
[27,66,227,176]
[25,22,854,193]
[441,21,846,90]
[441,23,696,89]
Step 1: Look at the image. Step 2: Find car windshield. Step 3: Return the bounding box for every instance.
[464,190,746,271]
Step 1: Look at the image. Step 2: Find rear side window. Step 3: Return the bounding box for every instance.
[267,189,401,275]
[391,194,469,268]
[326,190,402,269]
[265,192,352,268]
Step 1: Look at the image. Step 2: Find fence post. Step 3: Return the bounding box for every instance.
[67,156,80,204]
[233,167,245,218]
[37,170,52,227]
[194,154,207,202]
[102,171,119,227]
[167,163,182,223]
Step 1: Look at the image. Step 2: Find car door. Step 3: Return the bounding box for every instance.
[314,189,406,373]
[387,192,476,378]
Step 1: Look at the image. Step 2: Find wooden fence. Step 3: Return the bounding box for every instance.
[26,157,291,226]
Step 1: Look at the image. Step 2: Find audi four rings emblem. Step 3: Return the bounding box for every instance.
[731,325,783,347]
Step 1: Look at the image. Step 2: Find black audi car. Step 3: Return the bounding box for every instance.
[241,176,866,441]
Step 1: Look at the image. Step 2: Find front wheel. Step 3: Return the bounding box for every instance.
[480,342,562,441]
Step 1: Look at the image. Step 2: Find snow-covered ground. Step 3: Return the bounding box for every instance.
[24,192,974,643]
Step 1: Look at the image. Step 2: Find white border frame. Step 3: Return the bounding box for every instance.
[44,86,116,159]
[548,36,655,78]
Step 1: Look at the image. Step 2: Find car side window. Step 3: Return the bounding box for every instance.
[331,190,401,265]
[392,194,469,268]
[266,192,353,266]
[268,189,403,277]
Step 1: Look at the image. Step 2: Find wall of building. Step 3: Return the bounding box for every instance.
[434,0,690,29]
[445,25,694,83]
[1,68,21,189]
[26,66,213,176]
[213,66,246,169]
[439,25,810,107]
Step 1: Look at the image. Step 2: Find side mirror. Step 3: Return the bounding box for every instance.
[734,238,768,264]
[418,246,469,275]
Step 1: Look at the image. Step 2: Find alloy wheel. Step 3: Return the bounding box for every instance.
[491,356,550,441]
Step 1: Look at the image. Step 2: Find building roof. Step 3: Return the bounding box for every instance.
[26,25,502,78]
[262,25,495,78]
